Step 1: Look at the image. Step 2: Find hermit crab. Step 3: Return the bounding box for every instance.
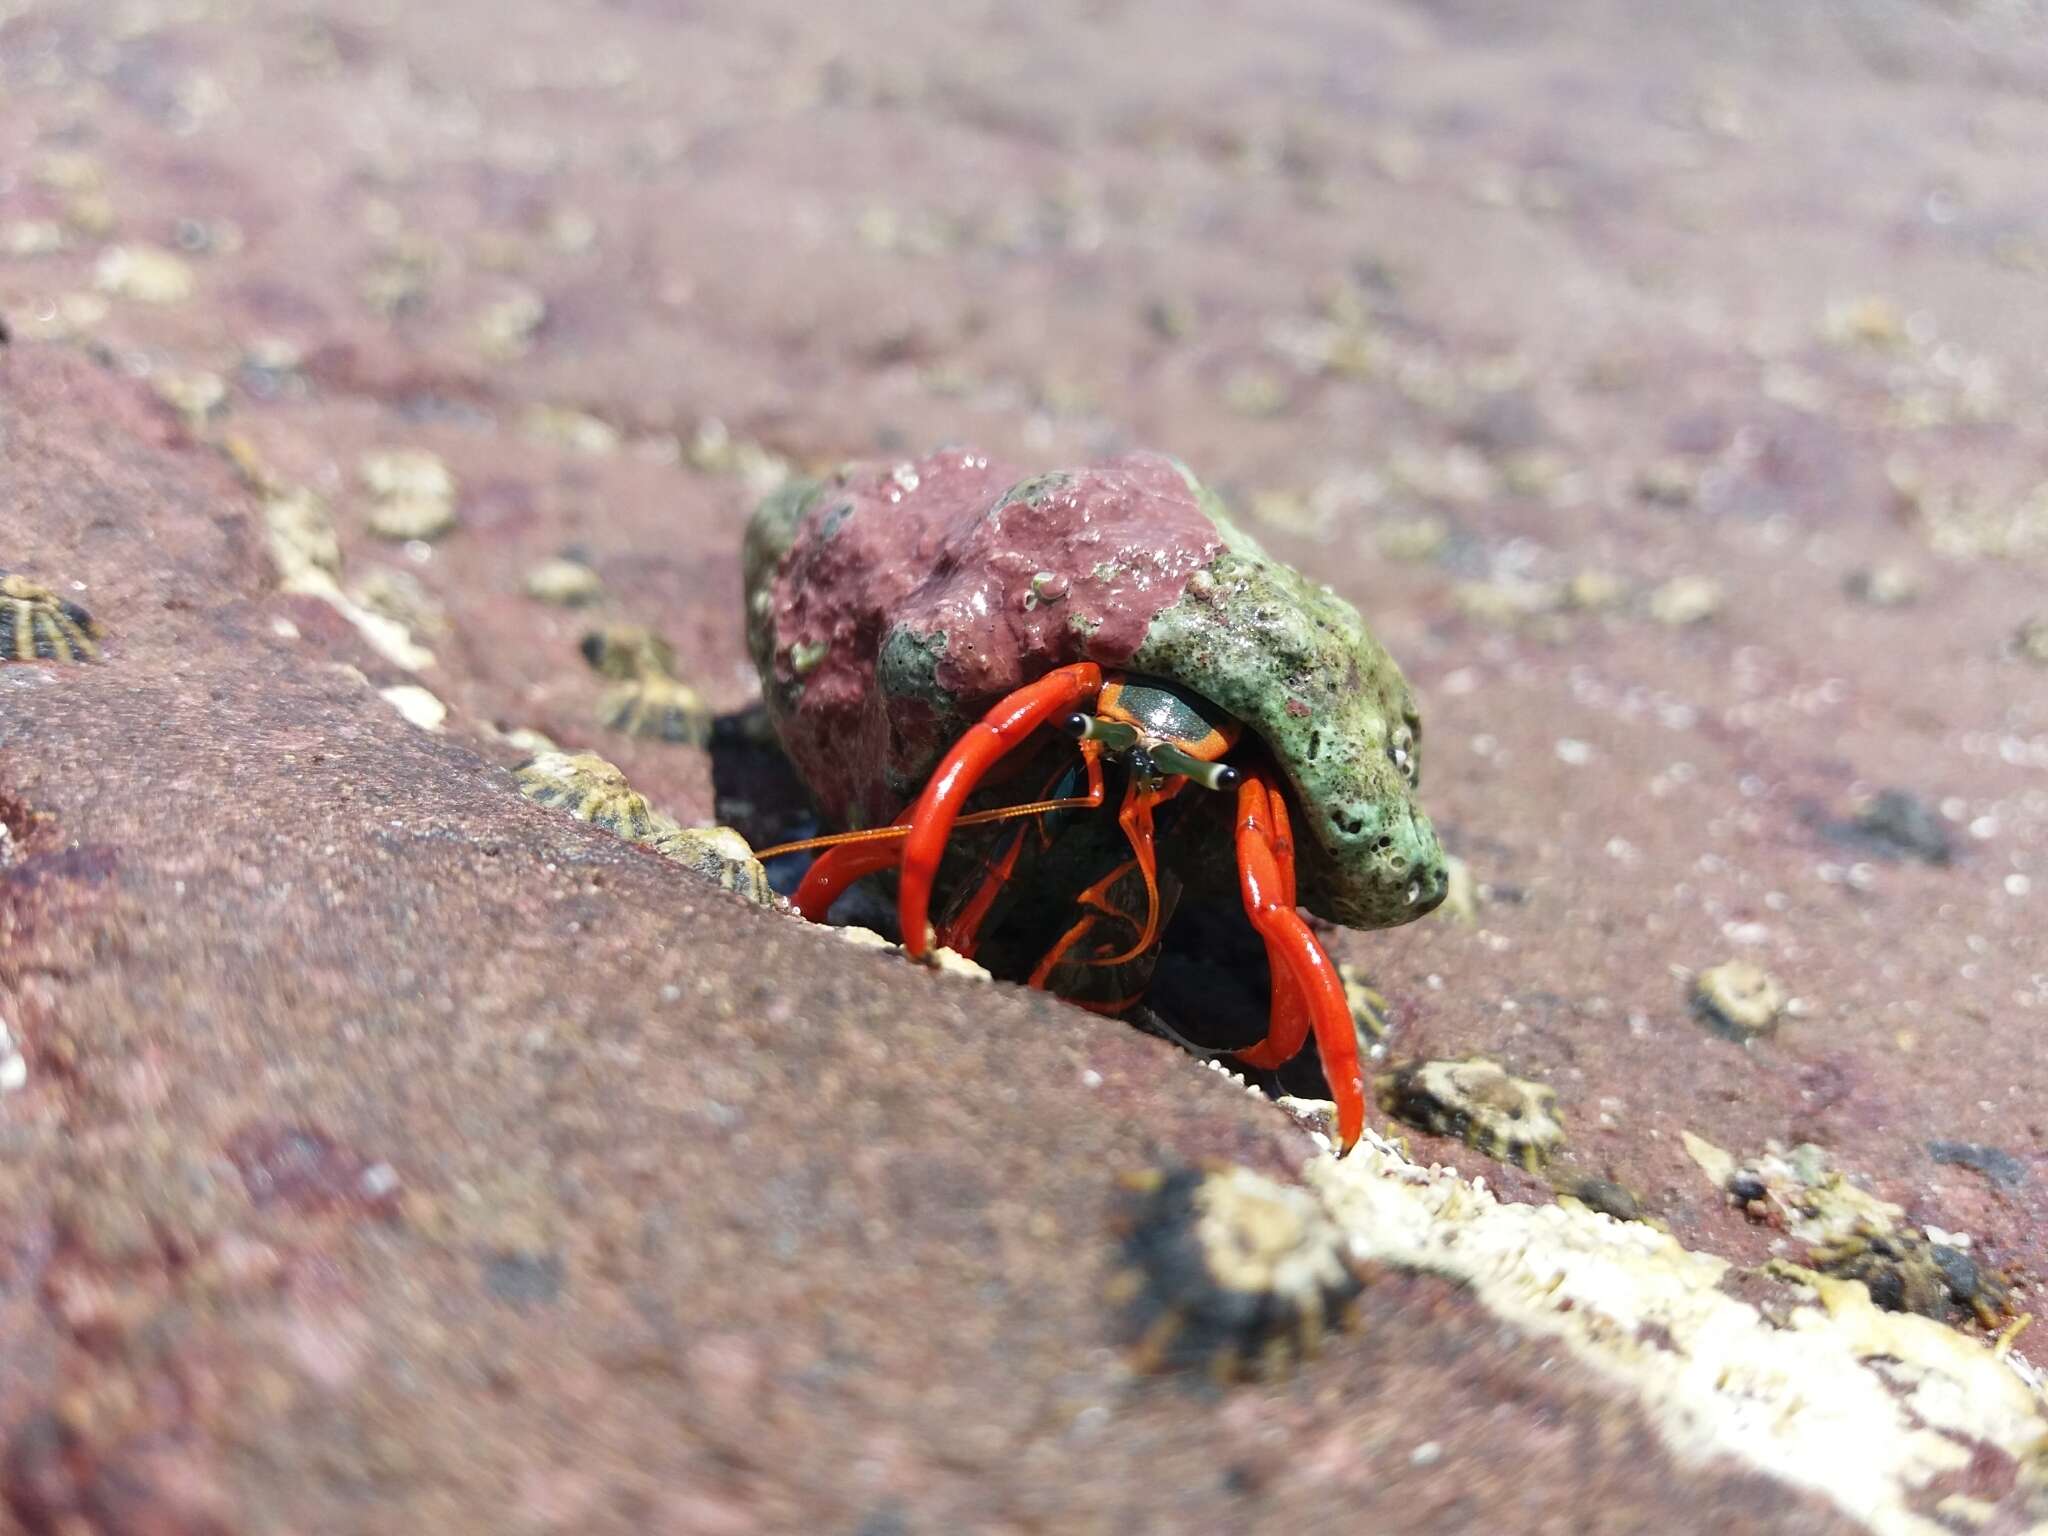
[744,450,1447,1150]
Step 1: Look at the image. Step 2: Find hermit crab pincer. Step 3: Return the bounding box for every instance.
[744,450,1447,1150]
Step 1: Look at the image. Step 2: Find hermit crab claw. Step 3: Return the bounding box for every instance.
[1232,771,1365,1153]
[897,662,1104,957]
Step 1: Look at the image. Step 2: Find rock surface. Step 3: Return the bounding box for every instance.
[4,1,2048,1531]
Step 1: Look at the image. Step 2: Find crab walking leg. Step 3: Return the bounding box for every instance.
[899,661,1103,957]
[940,745,1105,957]
[790,838,909,921]
[1234,773,1365,1151]
[1233,780,1311,1071]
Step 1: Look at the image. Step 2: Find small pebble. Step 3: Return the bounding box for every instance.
[1647,575,1723,626]
[361,447,456,505]
[476,288,547,360]
[1844,563,1922,607]
[368,497,457,542]
[94,244,196,304]
[526,558,605,607]
[150,368,227,423]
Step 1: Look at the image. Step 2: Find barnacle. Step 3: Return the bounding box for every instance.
[515,751,773,906]
[579,624,710,743]
[646,825,773,907]
[514,751,666,842]
[1809,1230,2010,1329]
[580,624,677,681]
[360,447,458,542]
[1723,1142,2013,1330]
[1109,1165,1362,1382]
[1691,961,1785,1040]
[1337,964,1393,1043]
[0,571,101,662]
[598,675,711,745]
[1377,1056,1564,1172]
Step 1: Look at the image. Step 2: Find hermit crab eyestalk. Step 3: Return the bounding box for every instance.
[1150,743,1239,793]
[1062,713,1141,755]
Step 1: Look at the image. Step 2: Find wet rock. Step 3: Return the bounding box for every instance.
[1378,1057,1564,1171]
[1109,1165,1361,1380]
[1690,962,1784,1040]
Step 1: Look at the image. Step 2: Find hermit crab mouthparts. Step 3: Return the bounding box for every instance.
[1059,712,1242,793]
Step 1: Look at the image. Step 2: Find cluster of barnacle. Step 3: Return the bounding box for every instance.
[0,571,101,663]
[512,749,772,906]
[1723,1147,2011,1329]
[1108,1164,1363,1382]
[579,624,711,746]
[1376,1056,1565,1172]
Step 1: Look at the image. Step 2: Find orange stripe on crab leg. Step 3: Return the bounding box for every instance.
[900,662,1103,958]
[1234,772,1365,1153]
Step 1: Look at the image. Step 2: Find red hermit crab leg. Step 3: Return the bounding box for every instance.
[941,747,1107,957]
[1235,771,1365,1152]
[1233,784,1310,1072]
[790,837,910,922]
[900,661,1104,957]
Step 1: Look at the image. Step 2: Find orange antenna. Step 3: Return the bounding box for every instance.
[754,794,1098,861]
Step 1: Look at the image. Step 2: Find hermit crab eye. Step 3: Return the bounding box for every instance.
[1060,712,1090,739]
[1150,743,1239,792]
